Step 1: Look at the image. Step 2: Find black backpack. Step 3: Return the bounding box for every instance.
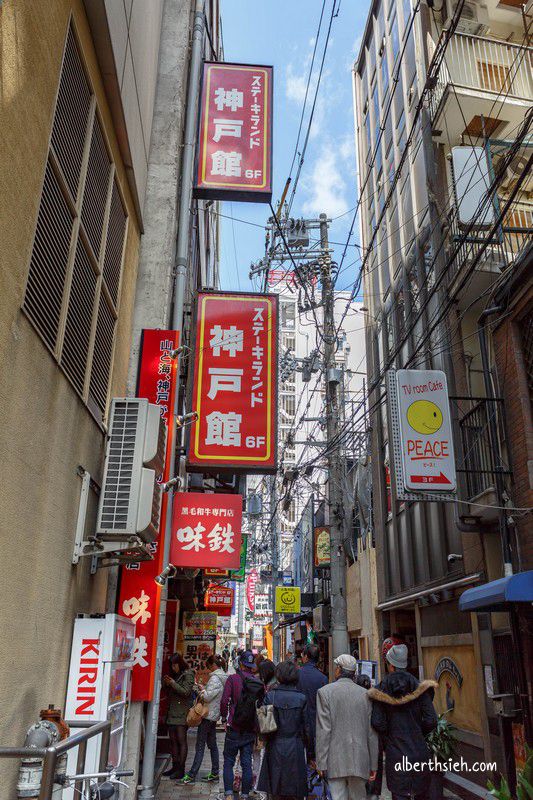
[232,673,265,732]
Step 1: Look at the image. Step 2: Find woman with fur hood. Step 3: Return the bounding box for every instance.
[368,643,438,800]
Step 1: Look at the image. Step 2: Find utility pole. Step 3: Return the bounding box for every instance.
[320,213,349,658]
[270,474,280,662]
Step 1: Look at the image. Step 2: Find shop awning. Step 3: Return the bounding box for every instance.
[275,612,311,629]
[459,571,533,612]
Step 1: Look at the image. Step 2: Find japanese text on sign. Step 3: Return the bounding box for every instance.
[117,330,178,701]
[170,493,243,569]
[188,293,278,472]
[195,63,273,202]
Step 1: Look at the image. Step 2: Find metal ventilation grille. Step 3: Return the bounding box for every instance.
[60,239,97,395]
[99,400,138,531]
[89,294,116,413]
[51,27,91,201]
[103,179,127,305]
[81,118,111,259]
[23,23,127,423]
[24,161,74,350]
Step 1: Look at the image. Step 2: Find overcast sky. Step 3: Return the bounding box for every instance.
[217,0,370,294]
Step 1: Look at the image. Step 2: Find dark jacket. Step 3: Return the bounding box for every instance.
[165,668,195,725]
[257,684,309,798]
[369,671,438,796]
[296,661,328,757]
[220,667,262,732]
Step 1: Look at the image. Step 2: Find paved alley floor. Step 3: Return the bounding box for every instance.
[156,729,462,800]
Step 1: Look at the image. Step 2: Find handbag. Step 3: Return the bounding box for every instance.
[256,691,278,735]
[186,699,209,727]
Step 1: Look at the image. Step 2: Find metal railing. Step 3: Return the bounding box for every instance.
[445,198,533,288]
[430,31,533,121]
[455,397,511,499]
[0,719,110,800]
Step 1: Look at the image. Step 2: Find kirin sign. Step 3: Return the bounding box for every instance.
[187,292,278,473]
[170,493,243,570]
[194,62,273,203]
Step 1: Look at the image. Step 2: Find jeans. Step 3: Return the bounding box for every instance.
[189,719,219,777]
[167,724,188,778]
[223,728,255,796]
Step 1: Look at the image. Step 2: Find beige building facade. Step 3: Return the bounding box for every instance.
[0,0,163,790]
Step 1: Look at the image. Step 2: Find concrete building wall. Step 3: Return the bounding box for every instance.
[0,0,143,788]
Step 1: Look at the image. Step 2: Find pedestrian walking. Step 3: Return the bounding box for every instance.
[257,660,310,800]
[179,654,228,784]
[316,654,378,800]
[220,649,265,800]
[368,643,438,800]
[258,658,277,690]
[162,654,195,779]
[296,644,327,763]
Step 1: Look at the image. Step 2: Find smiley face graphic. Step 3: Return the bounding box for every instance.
[407,400,443,434]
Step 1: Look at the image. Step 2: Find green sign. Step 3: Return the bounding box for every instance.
[229,535,248,582]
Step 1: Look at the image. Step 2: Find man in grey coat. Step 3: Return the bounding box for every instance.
[316,654,378,800]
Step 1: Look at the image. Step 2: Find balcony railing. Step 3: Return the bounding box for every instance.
[430,32,533,123]
[444,197,533,289]
[454,397,511,500]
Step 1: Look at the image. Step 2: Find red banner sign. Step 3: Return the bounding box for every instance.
[246,569,259,613]
[195,62,273,203]
[117,329,178,701]
[205,585,234,617]
[188,292,278,472]
[170,492,243,569]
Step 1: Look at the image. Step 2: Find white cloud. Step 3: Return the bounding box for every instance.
[286,63,309,104]
[301,145,349,219]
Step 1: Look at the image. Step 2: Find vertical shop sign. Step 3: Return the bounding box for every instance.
[188,292,278,472]
[117,330,178,701]
[182,611,217,685]
[194,62,273,203]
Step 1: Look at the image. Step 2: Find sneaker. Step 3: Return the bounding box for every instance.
[201,772,220,782]
[178,774,196,784]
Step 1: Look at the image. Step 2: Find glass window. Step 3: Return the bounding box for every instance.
[393,68,404,124]
[385,309,395,357]
[405,30,416,86]
[384,109,393,157]
[401,177,415,253]
[379,222,391,296]
[402,0,411,28]
[381,54,389,100]
[365,113,372,163]
[280,300,295,329]
[375,138,383,177]
[390,15,400,63]
[389,203,400,270]
[372,85,380,130]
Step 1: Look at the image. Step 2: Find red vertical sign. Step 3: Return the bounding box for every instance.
[194,62,273,203]
[117,330,178,701]
[187,292,278,473]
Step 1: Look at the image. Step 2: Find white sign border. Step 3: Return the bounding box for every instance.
[387,369,457,502]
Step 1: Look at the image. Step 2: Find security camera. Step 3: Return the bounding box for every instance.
[447,553,463,564]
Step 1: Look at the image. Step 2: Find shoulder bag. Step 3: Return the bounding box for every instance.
[256,691,278,735]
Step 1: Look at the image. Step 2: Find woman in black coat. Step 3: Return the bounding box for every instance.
[368,646,438,800]
[257,660,309,800]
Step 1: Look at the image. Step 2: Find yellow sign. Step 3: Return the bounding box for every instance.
[275,586,301,614]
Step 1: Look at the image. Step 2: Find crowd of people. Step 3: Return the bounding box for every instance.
[162,639,438,800]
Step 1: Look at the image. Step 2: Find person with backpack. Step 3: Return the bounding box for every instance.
[368,643,438,800]
[220,649,265,800]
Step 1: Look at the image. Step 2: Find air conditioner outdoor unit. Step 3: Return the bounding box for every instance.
[492,148,533,193]
[96,398,167,543]
[448,1,489,36]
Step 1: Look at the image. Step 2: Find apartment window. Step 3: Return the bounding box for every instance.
[393,69,404,123]
[281,300,296,330]
[365,113,372,163]
[384,106,393,157]
[381,52,390,100]
[281,333,295,351]
[372,85,380,130]
[23,26,127,423]
[405,30,417,86]
[390,14,400,63]
[402,0,411,28]
[281,394,296,420]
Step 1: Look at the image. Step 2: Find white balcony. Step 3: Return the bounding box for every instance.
[430,32,533,145]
